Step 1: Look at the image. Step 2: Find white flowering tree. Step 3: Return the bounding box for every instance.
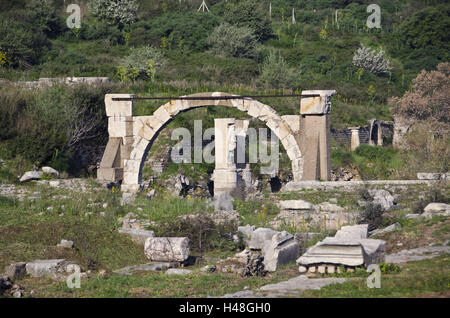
[90,0,139,28]
[352,45,392,75]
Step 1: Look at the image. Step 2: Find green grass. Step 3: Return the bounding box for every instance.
[302,255,450,298]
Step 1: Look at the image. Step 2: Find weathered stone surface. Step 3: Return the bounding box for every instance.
[118,228,155,245]
[423,203,450,218]
[144,237,189,262]
[57,239,74,249]
[369,189,396,211]
[20,171,43,182]
[25,259,66,277]
[360,238,386,265]
[335,224,368,240]
[385,246,450,264]
[4,262,26,280]
[417,173,441,180]
[42,166,59,178]
[165,268,193,275]
[237,225,255,244]
[113,262,174,275]
[248,228,277,250]
[262,231,299,272]
[315,202,345,212]
[210,192,234,212]
[405,213,421,220]
[369,222,401,236]
[280,200,313,210]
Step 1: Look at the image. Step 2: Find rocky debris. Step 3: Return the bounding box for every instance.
[42,166,59,178]
[385,246,450,264]
[144,237,190,263]
[248,228,278,250]
[243,254,267,277]
[369,222,401,236]
[262,231,299,272]
[165,268,193,275]
[57,239,74,249]
[113,262,176,276]
[237,225,255,245]
[0,276,24,298]
[118,228,155,245]
[297,224,385,271]
[179,210,239,226]
[24,259,82,280]
[422,203,450,218]
[210,192,234,212]
[19,171,43,182]
[330,167,360,181]
[4,262,27,280]
[417,173,442,180]
[119,212,142,229]
[200,265,217,273]
[315,202,345,212]
[279,200,313,210]
[368,189,396,211]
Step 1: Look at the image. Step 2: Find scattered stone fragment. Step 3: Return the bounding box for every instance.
[165,268,193,275]
[335,224,368,240]
[368,189,396,211]
[144,237,190,262]
[422,203,450,218]
[279,200,313,210]
[315,202,344,212]
[20,171,43,182]
[262,231,299,272]
[417,173,441,180]
[369,222,401,236]
[57,239,74,249]
[237,225,255,244]
[113,262,175,276]
[248,228,277,250]
[405,214,421,220]
[42,166,59,178]
[4,262,26,280]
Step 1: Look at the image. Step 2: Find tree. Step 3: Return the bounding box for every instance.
[223,0,272,42]
[90,0,139,29]
[25,0,63,37]
[208,23,260,59]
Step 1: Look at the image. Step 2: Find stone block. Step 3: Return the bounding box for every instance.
[281,115,300,133]
[262,232,299,272]
[25,259,66,277]
[108,116,133,138]
[248,228,277,250]
[417,173,441,180]
[20,171,43,182]
[335,225,368,240]
[5,262,27,280]
[237,225,255,244]
[280,200,313,210]
[300,90,336,115]
[144,237,190,262]
[423,203,450,218]
[105,94,133,117]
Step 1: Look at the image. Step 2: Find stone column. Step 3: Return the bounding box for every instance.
[98,94,134,183]
[213,118,237,196]
[349,127,360,151]
[298,90,336,181]
[235,119,252,189]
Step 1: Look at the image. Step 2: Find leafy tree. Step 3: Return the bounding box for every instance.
[25,0,63,37]
[208,23,260,59]
[90,0,139,29]
[352,45,392,75]
[223,0,272,42]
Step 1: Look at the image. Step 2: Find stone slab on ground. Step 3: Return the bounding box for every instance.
[118,228,155,245]
[385,246,450,264]
[20,171,43,183]
[113,262,175,276]
[25,259,67,277]
[262,232,299,272]
[165,268,193,275]
[279,200,313,210]
[335,224,368,240]
[144,237,190,262]
[248,228,277,250]
[369,222,401,237]
[4,262,27,280]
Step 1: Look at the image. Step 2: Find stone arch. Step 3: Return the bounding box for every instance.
[122,92,303,191]
[368,119,382,146]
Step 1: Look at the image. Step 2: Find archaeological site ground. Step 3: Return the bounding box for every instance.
[0,0,448,308]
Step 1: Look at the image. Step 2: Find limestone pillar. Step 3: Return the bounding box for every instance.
[213,118,237,195]
[298,90,336,181]
[235,119,252,189]
[98,94,134,183]
[349,127,360,151]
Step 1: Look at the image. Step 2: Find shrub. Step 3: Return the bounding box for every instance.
[352,44,392,75]
[90,0,139,29]
[118,46,166,82]
[358,202,384,232]
[258,50,297,89]
[208,23,260,59]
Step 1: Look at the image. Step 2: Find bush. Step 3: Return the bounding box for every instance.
[358,202,384,232]
[208,23,260,59]
[25,0,64,37]
[90,0,139,29]
[118,46,166,82]
[352,44,392,75]
[258,50,297,89]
